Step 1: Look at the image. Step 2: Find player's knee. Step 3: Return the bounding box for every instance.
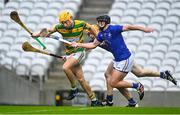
[62,65,70,71]
[109,79,117,88]
[104,72,110,79]
[110,82,116,88]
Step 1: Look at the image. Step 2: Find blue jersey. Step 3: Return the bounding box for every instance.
[97,25,131,61]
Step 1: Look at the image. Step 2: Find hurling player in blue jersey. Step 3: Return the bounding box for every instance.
[72,15,177,107]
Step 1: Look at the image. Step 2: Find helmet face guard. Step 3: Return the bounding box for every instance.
[96,15,111,24]
[96,15,111,31]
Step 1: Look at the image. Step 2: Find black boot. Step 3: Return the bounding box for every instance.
[91,100,102,107]
[66,88,78,100]
[163,71,177,85]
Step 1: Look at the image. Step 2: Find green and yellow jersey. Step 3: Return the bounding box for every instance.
[85,24,99,40]
[53,20,91,55]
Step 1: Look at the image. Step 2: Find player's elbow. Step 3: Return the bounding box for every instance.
[123,25,132,31]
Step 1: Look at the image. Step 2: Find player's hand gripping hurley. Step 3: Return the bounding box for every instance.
[38,28,72,45]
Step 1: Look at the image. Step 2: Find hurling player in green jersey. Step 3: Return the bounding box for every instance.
[32,10,101,106]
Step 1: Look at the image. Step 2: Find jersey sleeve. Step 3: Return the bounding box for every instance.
[112,25,123,33]
[84,23,91,33]
[84,22,91,30]
[53,24,63,31]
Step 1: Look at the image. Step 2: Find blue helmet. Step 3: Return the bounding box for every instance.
[96,15,111,24]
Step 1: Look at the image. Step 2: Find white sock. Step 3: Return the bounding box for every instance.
[71,87,77,90]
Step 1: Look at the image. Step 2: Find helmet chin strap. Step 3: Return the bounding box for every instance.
[99,23,107,31]
[99,26,104,31]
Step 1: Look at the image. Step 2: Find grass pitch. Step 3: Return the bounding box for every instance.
[0,106,180,114]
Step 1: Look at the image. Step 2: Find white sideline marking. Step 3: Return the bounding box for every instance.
[72,107,111,110]
[0,113,180,115]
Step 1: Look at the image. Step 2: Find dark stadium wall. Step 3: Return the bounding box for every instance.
[0,67,41,105]
[0,66,180,106]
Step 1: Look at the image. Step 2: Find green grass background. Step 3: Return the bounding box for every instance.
[0,106,180,114]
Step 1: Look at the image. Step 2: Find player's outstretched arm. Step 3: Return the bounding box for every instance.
[123,25,154,33]
[72,39,101,49]
[31,28,55,37]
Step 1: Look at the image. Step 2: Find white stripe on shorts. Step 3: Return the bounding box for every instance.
[113,52,135,73]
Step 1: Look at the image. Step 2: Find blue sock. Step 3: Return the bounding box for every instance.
[128,98,136,105]
[106,95,113,102]
[132,83,139,89]
[160,72,164,78]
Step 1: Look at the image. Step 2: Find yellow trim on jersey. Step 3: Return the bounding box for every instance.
[58,27,84,34]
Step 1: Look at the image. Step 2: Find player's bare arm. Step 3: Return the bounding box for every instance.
[46,27,57,37]
[72,38,101,49]
[31,28,55,37]
[123,25,154,33]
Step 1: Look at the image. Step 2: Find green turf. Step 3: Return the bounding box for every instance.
[0,106,180,114]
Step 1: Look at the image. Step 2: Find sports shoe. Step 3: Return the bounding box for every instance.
[163,71,177,85]
[66,88,78,100]
[137,82,144,100]
[91,100,102,107]
[126,103,139,107]
[101,99,113,106]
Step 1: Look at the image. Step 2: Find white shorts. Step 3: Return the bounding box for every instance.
[112,52,135,73]
[65,50,86,63]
